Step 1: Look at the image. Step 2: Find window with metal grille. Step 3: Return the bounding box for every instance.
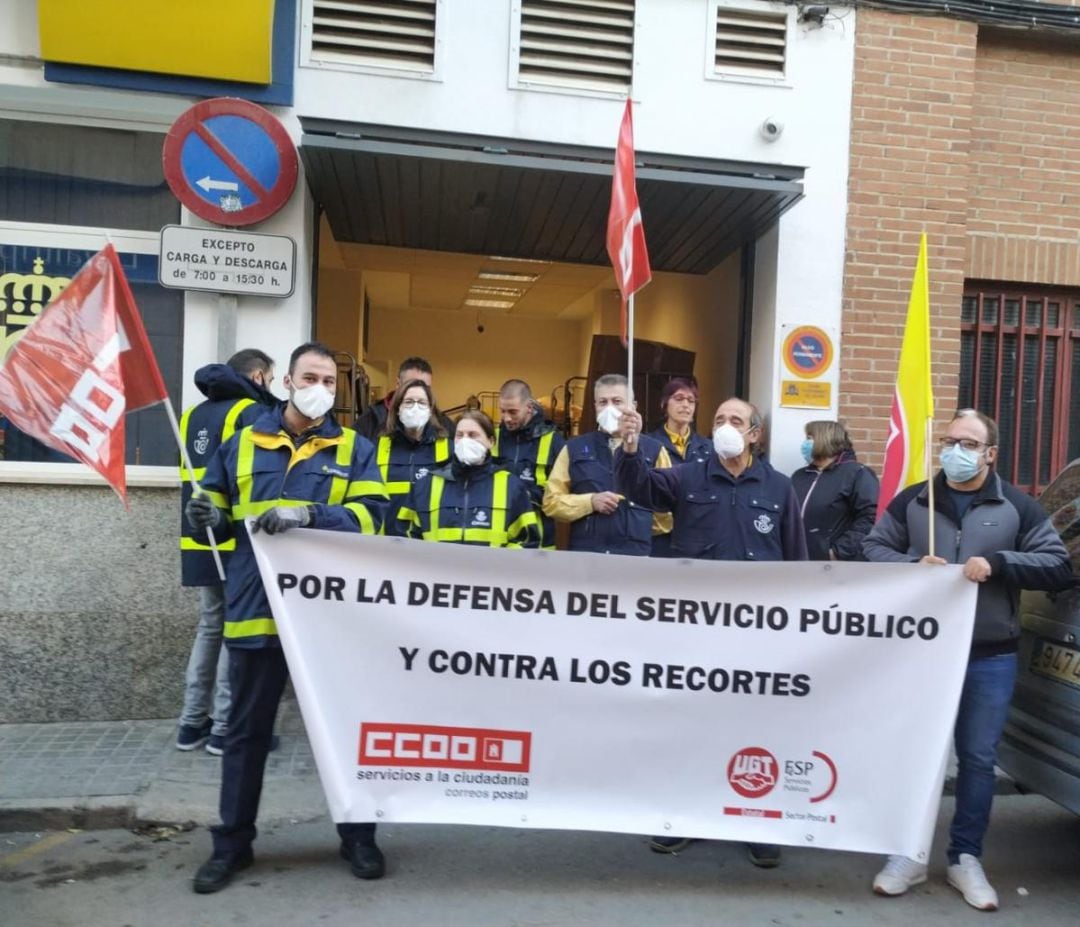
[712,3,788,79]
[308,0,438,72]
[515,0,636,94]
[959,284,1080,495]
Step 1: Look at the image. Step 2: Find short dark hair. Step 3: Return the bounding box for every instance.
[952,409,999,447]
[289,341,336,374]
[659,377,698,415]
[457,409,496,442]
[499,379,532,401]
[227,348,274,378]
[398,356,433,378]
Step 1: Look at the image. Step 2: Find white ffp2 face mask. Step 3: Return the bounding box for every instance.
[597,406,622,435]
[292,384,335,420]
[713,423,746,460]
[399,405,431,431]
[454,436,488,466]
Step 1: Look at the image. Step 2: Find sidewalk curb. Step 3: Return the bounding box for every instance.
[1,777,1017,833]
[0,798,135,833]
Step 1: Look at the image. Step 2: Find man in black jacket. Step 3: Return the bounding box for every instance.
[354,356,454,440]
[176,349,278,755]
[864,409,1072,911]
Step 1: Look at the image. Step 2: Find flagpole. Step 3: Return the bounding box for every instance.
[626,293,635,407]
[161,398,227,582]
[925,415,935,559]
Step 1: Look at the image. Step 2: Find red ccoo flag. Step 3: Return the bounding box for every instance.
[606,98,652,344]
[0,244,169,504]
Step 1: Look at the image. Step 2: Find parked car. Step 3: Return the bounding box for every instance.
[997,459,1080,814]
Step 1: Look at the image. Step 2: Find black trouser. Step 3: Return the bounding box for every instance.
[212,646,376,859]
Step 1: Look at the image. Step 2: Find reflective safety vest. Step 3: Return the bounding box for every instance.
[493,417,564,550]
[376,431,451,497]
[179,397,257,586]
[194,406,389,647]
[398,465,540,548]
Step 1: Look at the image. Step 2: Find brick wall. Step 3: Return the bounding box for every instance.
[968,29,1080,285]
[841,9,977,470]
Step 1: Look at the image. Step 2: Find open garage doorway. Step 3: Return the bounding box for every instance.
[314,216,745,439]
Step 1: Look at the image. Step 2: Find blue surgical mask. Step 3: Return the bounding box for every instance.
[800,438,814,465]
[941,445,983,483]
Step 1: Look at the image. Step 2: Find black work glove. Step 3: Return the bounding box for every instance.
[252,506,312,535]
[185,494,221,530]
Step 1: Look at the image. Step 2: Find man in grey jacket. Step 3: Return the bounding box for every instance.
[863,409,1072,912]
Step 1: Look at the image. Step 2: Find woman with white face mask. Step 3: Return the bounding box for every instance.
[791,420,879,561]
[396,411,540,548]
[377,379,451,533]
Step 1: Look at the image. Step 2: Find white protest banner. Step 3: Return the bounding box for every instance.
[251,532,977,860]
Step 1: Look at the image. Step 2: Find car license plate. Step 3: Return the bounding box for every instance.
[1030,638,1080,690]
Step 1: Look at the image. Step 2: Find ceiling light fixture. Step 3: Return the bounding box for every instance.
[478,271,541,283]
[487,255,550,265]
[464,298,516,309]
[468,285,524,298]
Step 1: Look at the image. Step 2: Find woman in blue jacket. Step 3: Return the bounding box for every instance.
[650,377,712,466]
[397,411,540,548]
[650,377,711,557]
[377,379,452,531]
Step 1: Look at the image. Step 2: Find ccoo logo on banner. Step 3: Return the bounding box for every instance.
[252,532,977,861]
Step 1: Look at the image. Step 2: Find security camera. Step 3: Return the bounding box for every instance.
[760,118,784,142]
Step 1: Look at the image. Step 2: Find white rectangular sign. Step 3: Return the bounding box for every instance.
[158,225,295,297]
[252,532,977,860]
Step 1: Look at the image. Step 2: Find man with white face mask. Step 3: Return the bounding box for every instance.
[542,373,671,555]
[616,395,807,868]
[864,409,1071,911]
[184,341,391,893]
[616,397,807,563]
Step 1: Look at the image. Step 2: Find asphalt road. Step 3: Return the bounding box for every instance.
[2,794,1078,927]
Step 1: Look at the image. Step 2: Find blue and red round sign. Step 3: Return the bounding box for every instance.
[782,326,834,380]
[163,97,298,227]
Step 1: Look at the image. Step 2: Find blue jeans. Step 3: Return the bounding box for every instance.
[179,585,231,737]
[948,652,1018,863]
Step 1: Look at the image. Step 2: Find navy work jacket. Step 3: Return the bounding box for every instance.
[616,450,808,562]
[567,430,663,556]
[180,364,278,586]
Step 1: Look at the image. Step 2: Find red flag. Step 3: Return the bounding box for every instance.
[606,99,651,344]
[0,244,169,503]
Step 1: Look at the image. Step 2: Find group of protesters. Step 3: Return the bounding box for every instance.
[176,340,1073,912]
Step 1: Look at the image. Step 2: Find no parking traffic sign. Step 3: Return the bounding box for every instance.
[781,325,834,380]
[163,97,298,227]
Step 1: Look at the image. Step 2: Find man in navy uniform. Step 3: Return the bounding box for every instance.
[185,342,389,893]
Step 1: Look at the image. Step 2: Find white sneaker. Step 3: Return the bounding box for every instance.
[947,854,999,911]
[872,855,928,896]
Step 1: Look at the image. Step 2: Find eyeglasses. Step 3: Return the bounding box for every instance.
[940,437,989,452]
[669,393,697,404]
[400,399,430,410]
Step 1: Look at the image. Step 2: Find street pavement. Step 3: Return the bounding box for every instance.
[1,706,1078,925]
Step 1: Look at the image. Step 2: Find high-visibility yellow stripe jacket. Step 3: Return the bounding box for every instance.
[493,409,565,550]
[397,459,540,548]
[179,363,278,586]
[376,425,452,532]
[193,406,389,648]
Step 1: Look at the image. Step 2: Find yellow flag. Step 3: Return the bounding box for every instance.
[878,232,934,517]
